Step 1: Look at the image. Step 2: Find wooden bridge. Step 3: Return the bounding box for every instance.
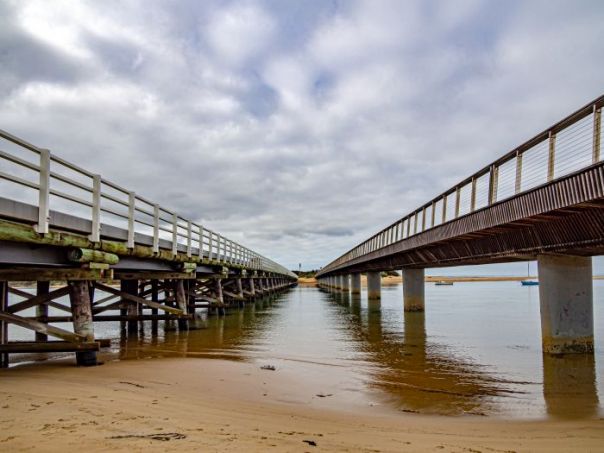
[317,95,604,355]
[0,130,297,367]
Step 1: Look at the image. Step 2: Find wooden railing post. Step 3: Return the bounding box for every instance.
[186,221,192,257]
[171,213,178,256]
[36,148,51,235]
[152,204,159,253]
[198,225,204,259]
[89,175,101,243]
[127,192,135,248]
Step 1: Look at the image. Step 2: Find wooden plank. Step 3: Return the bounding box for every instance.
[222,290,244,300]
[197,295,221,304]
[8,285,71,314]
[0,341,100,353]
[94,282,184,315]
[113,271,195,280]
[92,293,118,306]
[0,312,85,342]
[92,301,123,315]
[0,267,109,282]
[31,315,188,322]
[47,301,72,313]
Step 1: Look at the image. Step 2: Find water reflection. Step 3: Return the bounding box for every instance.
[542,353,599,419]
[112,295,281,362]
[326,290,517,415]
[92,285,602,419]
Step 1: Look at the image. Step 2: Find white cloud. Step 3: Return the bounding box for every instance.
[203,2,276,67]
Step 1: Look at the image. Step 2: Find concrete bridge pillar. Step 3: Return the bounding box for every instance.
[351,273,361,295]
[538,255,593,354]
[403,268,425,312]
[341,275,350,293]
[367,272,381,300]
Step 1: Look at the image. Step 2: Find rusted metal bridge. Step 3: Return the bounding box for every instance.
[317,95,604,355]
[0,130,296,367]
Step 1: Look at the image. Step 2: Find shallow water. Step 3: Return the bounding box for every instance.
[9,281,604,419]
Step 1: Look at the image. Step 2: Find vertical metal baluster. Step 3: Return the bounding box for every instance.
[547,130,556,182]
[593,105,601,164]
[515,151,523,194]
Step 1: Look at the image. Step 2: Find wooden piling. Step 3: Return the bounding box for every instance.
[174,279,189,331]
[151,279,159,334]
[0,281,7,368]
[67,280,97,366]
[35,281,50,342]
[120,280,139,334]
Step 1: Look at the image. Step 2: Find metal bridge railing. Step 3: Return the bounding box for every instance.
[318,95,603,276]
[0,129,295,278]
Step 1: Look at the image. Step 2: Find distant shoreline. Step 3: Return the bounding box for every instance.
[298,275,604,286]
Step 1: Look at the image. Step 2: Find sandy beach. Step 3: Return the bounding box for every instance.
[1,357,603,452]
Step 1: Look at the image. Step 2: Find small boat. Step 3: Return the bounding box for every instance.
[435,280,453,286]
[521,262,538,286]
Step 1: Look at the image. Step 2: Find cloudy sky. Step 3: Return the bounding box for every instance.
[1,0,603,272]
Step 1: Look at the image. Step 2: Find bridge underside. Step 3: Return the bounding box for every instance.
[325,163,604,275]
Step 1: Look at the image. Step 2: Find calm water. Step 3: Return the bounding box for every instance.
[10,281,604,419]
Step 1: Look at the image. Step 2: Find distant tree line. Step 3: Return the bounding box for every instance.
[292,270,400,278]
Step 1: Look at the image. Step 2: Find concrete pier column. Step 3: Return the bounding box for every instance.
[538,255,593,354]
[403,268,425,312]
[341,275,350,293]
[334,275,341,291]
[367,272,381,300]
[351,274,361,295]
[68,280,97,366]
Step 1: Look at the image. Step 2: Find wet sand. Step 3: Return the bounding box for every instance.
[1,358,603,452]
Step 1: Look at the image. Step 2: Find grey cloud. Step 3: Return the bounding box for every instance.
[0,0,603,272]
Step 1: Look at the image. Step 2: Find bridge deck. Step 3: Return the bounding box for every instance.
[318,95,604,277]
